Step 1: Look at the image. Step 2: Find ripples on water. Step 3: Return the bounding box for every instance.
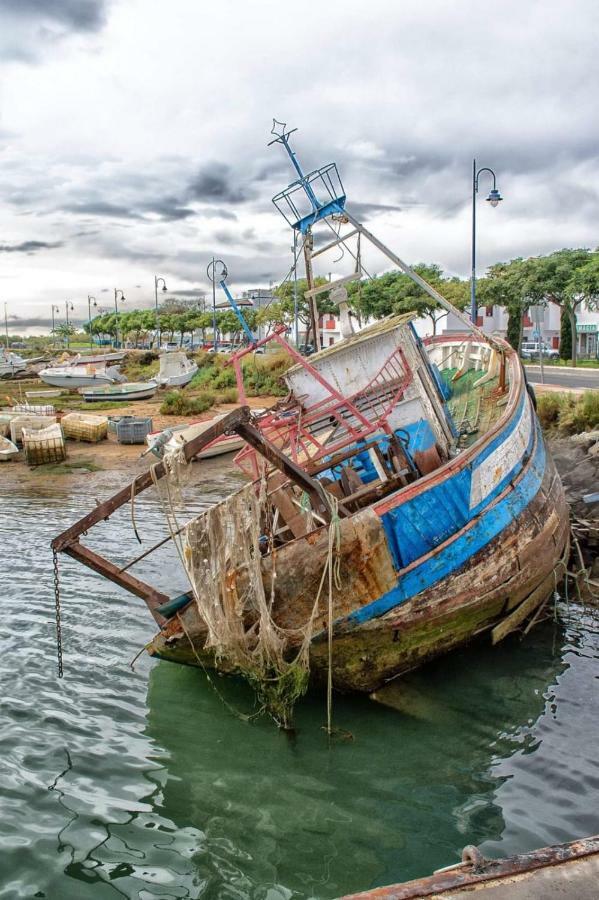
[1,467,598,899]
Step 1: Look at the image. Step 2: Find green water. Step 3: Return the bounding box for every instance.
[1,470,599,898]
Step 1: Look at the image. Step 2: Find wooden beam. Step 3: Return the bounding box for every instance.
[52,406,251,552]
[63,542,169,624]
[311,228,359,259]
[305,272,360,298]
[236,421,337,521]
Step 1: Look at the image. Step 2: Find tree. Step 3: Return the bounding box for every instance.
[559,311,572,360]
[353,265,469,335]
[479,258,528,353]
[520,248,592,366]
[54,322,76,346]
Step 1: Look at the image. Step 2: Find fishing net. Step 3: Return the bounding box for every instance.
[179,479,317,728]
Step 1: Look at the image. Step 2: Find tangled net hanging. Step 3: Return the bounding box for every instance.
[180,481,315,728]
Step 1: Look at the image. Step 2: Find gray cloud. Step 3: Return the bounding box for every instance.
[0,239,63,253]
[188,163,249,205]
[2,0,107,31]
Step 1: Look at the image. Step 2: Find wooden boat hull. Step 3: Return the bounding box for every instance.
[149,427,568,692]
[39,370,116,388]
[149,347,569,693]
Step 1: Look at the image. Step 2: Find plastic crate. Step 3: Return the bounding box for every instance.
[116,416,153,444]
[22,423,66,466]
[62,412,108,443]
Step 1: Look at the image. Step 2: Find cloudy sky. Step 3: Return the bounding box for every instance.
[1,0,599,333]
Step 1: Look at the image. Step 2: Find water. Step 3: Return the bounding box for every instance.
[1,468,599,899]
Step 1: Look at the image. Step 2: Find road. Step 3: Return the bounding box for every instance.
[525,365,599,390]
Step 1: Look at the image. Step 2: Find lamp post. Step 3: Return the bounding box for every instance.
[114,289,126,348]
[208,258,218,352]
[65,300,74,348]
[50,304,60,347]
[87,295,97,349]
[154,276,167,349]
[3,302,9,349]
[471,159,503,323]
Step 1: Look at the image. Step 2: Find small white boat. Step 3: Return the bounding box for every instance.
[146,409,265,460]
[80,380,159,402]
[0,350,27,379]
[68,351,127,366]
[0,435,19,461]
[39,364,123,389]
[25,389,61,399]
[157,351,198,387]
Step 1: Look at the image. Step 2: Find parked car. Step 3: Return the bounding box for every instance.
[520,341,559,360]
[298,343,315,356]
[160,342,180,352]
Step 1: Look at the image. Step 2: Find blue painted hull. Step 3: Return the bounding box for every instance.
[150,353,569,692]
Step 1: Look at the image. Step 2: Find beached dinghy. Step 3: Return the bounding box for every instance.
[157,350,198,387]
[0,350,27,379]
[38,364,123,389]
[52,125,567,722]
[79,380,158,402]
[0,435,19,461]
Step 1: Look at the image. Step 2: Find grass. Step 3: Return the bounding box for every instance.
[537,390,599,435]
[160,389,216,416]
[121,350,160,382]
[32,457,103,475]
[522,358,599,368]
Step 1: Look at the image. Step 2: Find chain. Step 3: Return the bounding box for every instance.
[52,549,63,678]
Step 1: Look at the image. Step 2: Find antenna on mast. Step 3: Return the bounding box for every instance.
[269,119,346,234]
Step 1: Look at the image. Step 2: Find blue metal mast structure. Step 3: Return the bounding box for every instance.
[269,119,502,351]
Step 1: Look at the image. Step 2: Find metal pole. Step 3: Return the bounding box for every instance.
[87,296,96,348]
[293,231,299,346]
[65,301,70,349]
[471,158,477,323]
[535,304,545,384]
[51,305,55,343]
[155,277,160,349]
[4,303,9,349]
[212,257,218,352]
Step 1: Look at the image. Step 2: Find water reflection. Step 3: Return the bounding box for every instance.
[1,478,598,899]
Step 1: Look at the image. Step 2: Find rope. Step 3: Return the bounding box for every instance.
[130,480,142,545]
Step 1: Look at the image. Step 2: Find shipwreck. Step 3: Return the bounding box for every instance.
[52,123,568,725]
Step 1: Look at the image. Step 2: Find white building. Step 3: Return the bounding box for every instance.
[443,302,599,358]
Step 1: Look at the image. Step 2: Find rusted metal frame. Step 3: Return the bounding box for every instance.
[63,542,169,625]
[235,421,338,521]
[305,439,382,475]
[52,406,252,553]
[340,835,599,900]
[225,323,288,365]
[311,228,359,259]
[231,355,247,405]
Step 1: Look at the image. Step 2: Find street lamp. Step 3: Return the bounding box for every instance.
[114,289,126,348]
[471,159,503,323]
[65,301,74,348]
[50,304,60,347]
[3,302,8,350]
[154,276,168,349]
[87,295,97,349]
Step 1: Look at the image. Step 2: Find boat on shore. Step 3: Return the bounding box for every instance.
[146,409,266,459]
[0,435,19,461]
[38,364,124,389]
[51,125,568,724]
[0,350,27,379]
[157,350,198,387]
[79,380,158,402]
[341,834,599,899]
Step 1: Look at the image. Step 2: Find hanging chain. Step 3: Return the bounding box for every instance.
[52,549,63,678]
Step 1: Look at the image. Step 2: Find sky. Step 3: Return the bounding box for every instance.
[1,0,599,334]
